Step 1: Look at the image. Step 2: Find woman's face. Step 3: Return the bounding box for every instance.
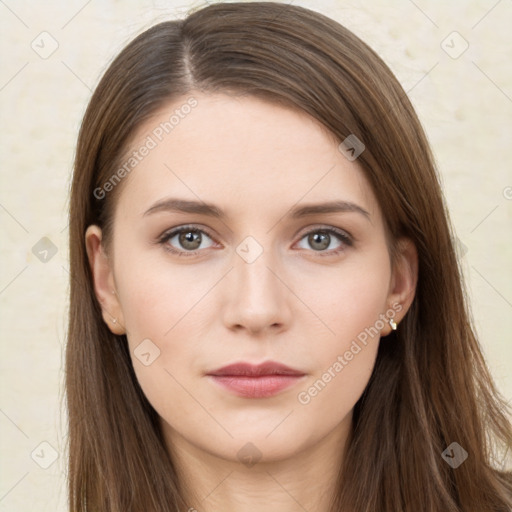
[87,92,416,466]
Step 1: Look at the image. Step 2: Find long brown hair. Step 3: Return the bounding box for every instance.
[66,2,512,511]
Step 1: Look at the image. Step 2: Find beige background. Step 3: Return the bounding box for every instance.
[1,0,511,510]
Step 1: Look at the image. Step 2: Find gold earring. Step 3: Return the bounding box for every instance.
[389,318,397,331]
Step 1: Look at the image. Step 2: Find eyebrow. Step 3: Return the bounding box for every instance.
[143,198,371,221]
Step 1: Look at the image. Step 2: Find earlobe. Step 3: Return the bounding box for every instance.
[85,225,126,335]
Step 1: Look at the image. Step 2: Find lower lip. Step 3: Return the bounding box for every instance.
[208,375,305,398]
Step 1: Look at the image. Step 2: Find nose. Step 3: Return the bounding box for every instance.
[221,245,292,336]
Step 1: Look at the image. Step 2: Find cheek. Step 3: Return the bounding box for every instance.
[292,272,386,427]
[296,249,391,347]
[292,251,390,411]
[113,243,216,340]
[115,259,205,424]
[112,248,219,403]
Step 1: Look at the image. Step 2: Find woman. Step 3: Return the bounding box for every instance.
[66,2,512,511]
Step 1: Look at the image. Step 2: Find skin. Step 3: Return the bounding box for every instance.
[86,92,418,512]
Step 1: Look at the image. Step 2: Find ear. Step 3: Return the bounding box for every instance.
[382,237,418,336]
[85,225,126,335]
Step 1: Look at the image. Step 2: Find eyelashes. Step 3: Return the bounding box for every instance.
[157,224,353,258]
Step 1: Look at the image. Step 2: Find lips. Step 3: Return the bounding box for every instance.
[207,361,305,377]
[206,361,306,398]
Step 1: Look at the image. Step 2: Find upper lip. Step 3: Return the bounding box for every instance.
[207,361,305,377]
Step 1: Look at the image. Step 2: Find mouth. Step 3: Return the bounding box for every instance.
[206,361,306,398]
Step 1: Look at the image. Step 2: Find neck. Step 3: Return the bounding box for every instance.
[164,418,351,512]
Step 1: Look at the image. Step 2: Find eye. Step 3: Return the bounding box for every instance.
[295,227,353,255]
[158,225,217,256]
[157,225,353,258]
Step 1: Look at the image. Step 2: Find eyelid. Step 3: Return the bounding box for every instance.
[296,224,353,241]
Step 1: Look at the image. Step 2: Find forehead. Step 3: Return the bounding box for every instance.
[114,92,380,222]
